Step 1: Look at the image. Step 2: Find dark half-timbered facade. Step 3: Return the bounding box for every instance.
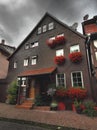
[7,13,92,105]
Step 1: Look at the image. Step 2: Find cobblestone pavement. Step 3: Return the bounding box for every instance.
[0,103,97,130]
[0,121,47,130]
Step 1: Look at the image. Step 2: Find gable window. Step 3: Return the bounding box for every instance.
[24,58,29,66]
[71,71,84,87]
[43,25,47,32]
[70,44,80,53]
[31,56,37,65]
[25,43,29,49]
[56,49,64,56]
[56,73,66,87]
[14,61,17,68]
[38,27,42,34]
[30,41,39,48]
[57,33,64,37]
[48,22,54,30]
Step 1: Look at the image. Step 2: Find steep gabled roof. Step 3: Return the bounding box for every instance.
[8,12,86,60]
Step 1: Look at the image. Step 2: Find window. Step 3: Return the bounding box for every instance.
[30,41,39,48]
[56,49,64,56]
[25,43,29,49]
[71,71,84,87]
[43,25,47,32]
[38,27,41,34]
[21,77,26,86]
[48,22,54,30]
[31,56,37,65]
[57,33,64,37]
[94,40,97,48]
[95,52,97,60]
[56,73,66,87]
[24,58,29,66]
[14,61,17,68]
[70,44,80,53]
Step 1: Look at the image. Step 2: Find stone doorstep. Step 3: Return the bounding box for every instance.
[33,106,50,111]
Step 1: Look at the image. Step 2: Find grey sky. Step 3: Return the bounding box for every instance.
[0,0,96,46]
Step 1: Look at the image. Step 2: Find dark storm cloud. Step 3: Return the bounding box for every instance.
[0,0,96,46]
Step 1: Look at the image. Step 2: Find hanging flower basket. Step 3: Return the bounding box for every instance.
[55,35,66,45]
[69,52,82,63]
[54,56,66,65]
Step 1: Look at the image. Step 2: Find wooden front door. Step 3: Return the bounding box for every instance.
[29,79,35,99]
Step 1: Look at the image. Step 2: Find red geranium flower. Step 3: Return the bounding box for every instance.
[69,52,82,63]
[54,56,66,65]
[55,35,66,45]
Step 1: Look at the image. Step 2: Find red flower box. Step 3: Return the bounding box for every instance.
[69,52,82,63]
[55,35,66,45]
[46,36,66,48]
[54,56,66,65]
[55,88,67,98]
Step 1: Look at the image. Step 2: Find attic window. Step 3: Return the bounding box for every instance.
[38,27,42,34]
[43,25,47,32]
[24,58,29,66]
[30,41,39,48]
[25,43,29,49]
[48,22,54,30]
[14,61,17,68]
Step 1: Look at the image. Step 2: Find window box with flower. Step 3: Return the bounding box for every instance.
[69,52,82,63]
[55,35,66,45]
[54,55,66,65]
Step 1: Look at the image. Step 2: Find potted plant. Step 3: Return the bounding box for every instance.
[73,99,83,114]
[54,55,66,65]
[69,52,82,63]
[50,100,58,110]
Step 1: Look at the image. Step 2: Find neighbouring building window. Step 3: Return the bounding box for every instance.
[56,73,66,87]
[30,41,39,48]
[25,43,29,49]
[43,25,47,32]
[24,58,29,66]
[48,22,54,30]
[31,56,37,65]
[21,77,26,86]
[71,71,84,87]
[70,44,80,53]
[17,77,21,86]
[38,27,42,34]
[94,40,97,48]
[95,52,97,60]
[14,61,17,68]
[56,49,64,56]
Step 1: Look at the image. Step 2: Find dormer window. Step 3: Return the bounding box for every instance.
[70,44,80,53]
[38,27,42,34]
[30,41,39,48]
[48,22,54,30]
[25,43,29,49]
[43,25,47,32]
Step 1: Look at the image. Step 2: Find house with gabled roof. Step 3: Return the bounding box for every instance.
[4,12,94,108]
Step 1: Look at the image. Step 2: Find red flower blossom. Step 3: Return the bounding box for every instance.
[55,35,66,45]
[54,56,66,65]
[46,39,56,48]
[69,52,82,63]
[55,88,67,97]
[67,87,87,100]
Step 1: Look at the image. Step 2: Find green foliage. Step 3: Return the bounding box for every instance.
[34,95,44,106]
[74,99,82,108]
[82,100,97,117]
[6,80,18,104]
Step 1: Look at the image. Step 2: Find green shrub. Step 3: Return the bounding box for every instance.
[83,100,96,109]
[6,80,18,104]
[83,109,97,117]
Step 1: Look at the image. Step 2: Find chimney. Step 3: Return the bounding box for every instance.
[1,39,5,45]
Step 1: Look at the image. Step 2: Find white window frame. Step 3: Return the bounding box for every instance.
[70,44,80,53]
[14,61,17,68]
[43,25,47,32]
[30,41,39,48]
[57,33,64,37]
[56,49,64,56]
[25,43,29,49]
[94,40,97,48]
[24,58,29,66]
[31,56,37,65]
[56,73,66,88]
[71,71,84,88]
[38,27,41,34]
[21,77,26,87]
[48,22,54,30]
